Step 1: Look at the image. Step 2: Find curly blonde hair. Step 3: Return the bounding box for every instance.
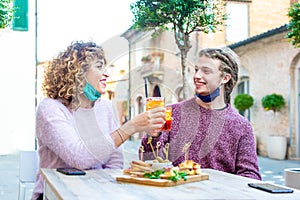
[42,41,106,110]
[198,47,240,104]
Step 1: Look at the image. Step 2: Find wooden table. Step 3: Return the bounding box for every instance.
[40,168,300,200]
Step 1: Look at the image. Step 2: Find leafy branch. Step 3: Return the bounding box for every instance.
[286,2,300,48]
[0,0,14,29]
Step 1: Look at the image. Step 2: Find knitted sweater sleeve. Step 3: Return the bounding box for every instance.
[235,120,261,180]
[36,98,120,169]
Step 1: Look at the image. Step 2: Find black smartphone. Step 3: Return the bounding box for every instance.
[56,168,86,176]
[248,183,294,193]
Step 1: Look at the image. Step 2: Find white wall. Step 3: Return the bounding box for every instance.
[0,1,36,154]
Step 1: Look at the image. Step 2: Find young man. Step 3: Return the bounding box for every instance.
[141,47,261,180]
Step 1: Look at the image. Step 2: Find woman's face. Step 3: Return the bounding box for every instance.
[85,58,109,95]
[194,55,224,96]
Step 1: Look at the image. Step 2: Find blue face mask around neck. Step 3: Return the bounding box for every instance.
[83,81,101,101]
[196,87,220,103]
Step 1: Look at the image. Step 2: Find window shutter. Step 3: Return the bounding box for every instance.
[12,0,28,31]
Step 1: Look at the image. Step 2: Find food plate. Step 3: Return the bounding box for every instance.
[144,160,172,170]
[116,173,209,187]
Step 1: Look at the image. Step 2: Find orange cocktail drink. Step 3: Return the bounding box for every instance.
[162,107,172,131]
[146,97,165,111]
[146,97,172,131]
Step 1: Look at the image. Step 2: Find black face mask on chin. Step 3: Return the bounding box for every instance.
[196,87,220,103]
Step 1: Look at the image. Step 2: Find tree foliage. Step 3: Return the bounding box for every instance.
[130,0,226,99]
[0,0,14,29]
[286,2,300,48]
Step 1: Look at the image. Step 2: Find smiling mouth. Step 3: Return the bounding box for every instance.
[99,79,107,87]
[194,80,206,86]
[194,79,208,91]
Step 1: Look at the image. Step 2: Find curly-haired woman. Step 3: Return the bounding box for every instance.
[31,41,165,200]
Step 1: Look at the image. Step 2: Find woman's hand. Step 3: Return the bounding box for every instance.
[121,107,166,136]
[111,107,165,147]
[132,107,166,132]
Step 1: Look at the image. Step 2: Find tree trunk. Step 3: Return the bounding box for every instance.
[180,49,190,100]
[174,30,192,100]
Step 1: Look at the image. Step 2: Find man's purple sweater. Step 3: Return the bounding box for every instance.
[141,97,261,180]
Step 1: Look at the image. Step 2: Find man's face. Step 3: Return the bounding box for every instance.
[193,56,224,96]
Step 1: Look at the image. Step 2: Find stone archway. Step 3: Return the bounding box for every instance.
[290,52,300,157]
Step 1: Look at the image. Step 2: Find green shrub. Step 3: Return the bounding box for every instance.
[261,93,285,113]
[234,94,254,114]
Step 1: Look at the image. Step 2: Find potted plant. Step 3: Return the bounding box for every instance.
[261,93,287,160]
[261,93,285,113]
[233,94,254,116]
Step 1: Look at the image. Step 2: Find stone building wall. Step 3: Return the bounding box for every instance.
[233,31,300,157]
[249,0,290,36]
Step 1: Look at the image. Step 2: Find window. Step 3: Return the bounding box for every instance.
[153,85,162,97]
[226,2,248,42]
[237,66,250,94]
[237,77,250,94]
[237,77,251,120]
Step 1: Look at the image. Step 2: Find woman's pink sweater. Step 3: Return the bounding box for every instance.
[31,98,123,199]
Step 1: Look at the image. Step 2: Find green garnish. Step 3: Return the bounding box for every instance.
[143,169,165,179]
[167,170,188,182]
[143,169,188,181]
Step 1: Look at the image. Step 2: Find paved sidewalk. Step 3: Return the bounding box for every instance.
[258,156,300,185]
[1,140,300,200]
[0,153,19,200]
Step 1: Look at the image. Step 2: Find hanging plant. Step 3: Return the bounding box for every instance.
[141,56,152,62]
[261,93,285,113]
[234,94,254,116]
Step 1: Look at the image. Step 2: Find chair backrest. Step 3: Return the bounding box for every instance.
[19,150,39,182]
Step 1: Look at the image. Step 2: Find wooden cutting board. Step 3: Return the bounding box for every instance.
[116,173,209,187]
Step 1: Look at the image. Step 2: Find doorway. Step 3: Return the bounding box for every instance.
[153,85,162,97]
[297,67,300,156]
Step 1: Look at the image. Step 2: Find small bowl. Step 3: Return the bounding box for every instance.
[145,160,173,170]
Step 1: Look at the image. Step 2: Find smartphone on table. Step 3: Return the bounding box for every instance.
[248,182,294,193]
[56,167,86,176]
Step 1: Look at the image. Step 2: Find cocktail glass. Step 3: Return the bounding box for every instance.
[162,107,172,131]
[146,97,172,131]
[146,97,165,111]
